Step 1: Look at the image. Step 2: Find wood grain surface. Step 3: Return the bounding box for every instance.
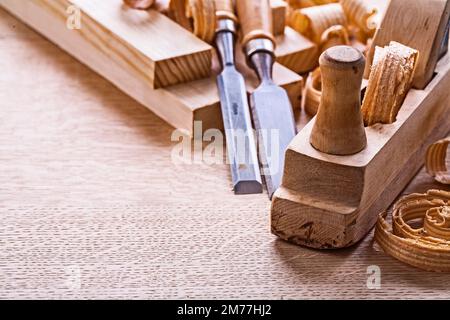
[1,7,450,300]
[0,0,304,136]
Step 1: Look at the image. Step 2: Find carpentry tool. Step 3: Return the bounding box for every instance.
[271,36,450,249]
[236,0,297,198]
[214,0,263,194]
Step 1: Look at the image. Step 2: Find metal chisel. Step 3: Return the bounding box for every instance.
[236,0,297,198]
[214,0,262,194]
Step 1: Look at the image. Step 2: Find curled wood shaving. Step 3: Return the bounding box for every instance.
[289,3,347,44]
[165,0,192,30]
[361,41,419,126]
[319,24,350,52]
[426,137,450,185]
[340,0,377,38]
[186,0,216,43]
[302,67,322,115]
[375,190,450,272]
[124,0,155,9]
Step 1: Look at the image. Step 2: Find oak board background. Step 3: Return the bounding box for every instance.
[1,6,449,299]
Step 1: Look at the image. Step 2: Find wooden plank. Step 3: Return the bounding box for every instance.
[275,26,318,74]
[33,0,214,89]
[271,0,287,36]
[271,52,450,249]
[0,0,303,136]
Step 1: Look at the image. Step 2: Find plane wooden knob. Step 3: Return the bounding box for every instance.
[310,45,367,155]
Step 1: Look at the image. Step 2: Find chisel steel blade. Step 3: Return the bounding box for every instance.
[235,0,297,198]
[250,82,296,198]
[217,67,263,194]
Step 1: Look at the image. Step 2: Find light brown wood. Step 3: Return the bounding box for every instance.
[289,3,347,44]
[185,0,217,43]
[275,26,319,73]
[14,0,214,89]
[215,0,234,13]
[215,0,289,27]
[340,0,377,37]
[310,46,367,155]
[215,0,237,21]
[288,0,339,9]
[302,67,321,115]
[0,0,303,136]
[365,0,450,89]
[272,52,450,249]
[154,0,192,30]
[425,137,450,184]
[362,41,419,126]
[375,190,450,273]
[271,0,287,36]
[142,0,218,42]
[319,24,350,52]
[3,9,450,298]
[236,0,276,48]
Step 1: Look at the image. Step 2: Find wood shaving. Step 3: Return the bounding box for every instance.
[289,3,347,44]
[361,41,419,126]
[340,0,377,38]
[426,137,450,185]
[165,0,193,30]
[186,0,216,43]
[375,190,450,272]
[303,67,322,115]
[319,24,350,53]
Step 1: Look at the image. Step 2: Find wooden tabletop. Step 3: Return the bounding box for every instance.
[1,8,449,300]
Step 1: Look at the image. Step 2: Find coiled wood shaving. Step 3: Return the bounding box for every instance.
[185,0,216,43]
[303,67,322,115]
[340,0,377,38]
[160,0,192,30]
[289,3,347,44]
[319,24,350,53]
[426,137,450,185]
[361,41,419,126]
[375,190,450,272]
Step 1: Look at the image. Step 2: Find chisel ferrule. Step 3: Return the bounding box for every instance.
[245,38,275,59]
[215,18,237,35]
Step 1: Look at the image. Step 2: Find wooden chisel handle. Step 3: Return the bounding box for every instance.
[214,0,237,22]
[236,0,275,49]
